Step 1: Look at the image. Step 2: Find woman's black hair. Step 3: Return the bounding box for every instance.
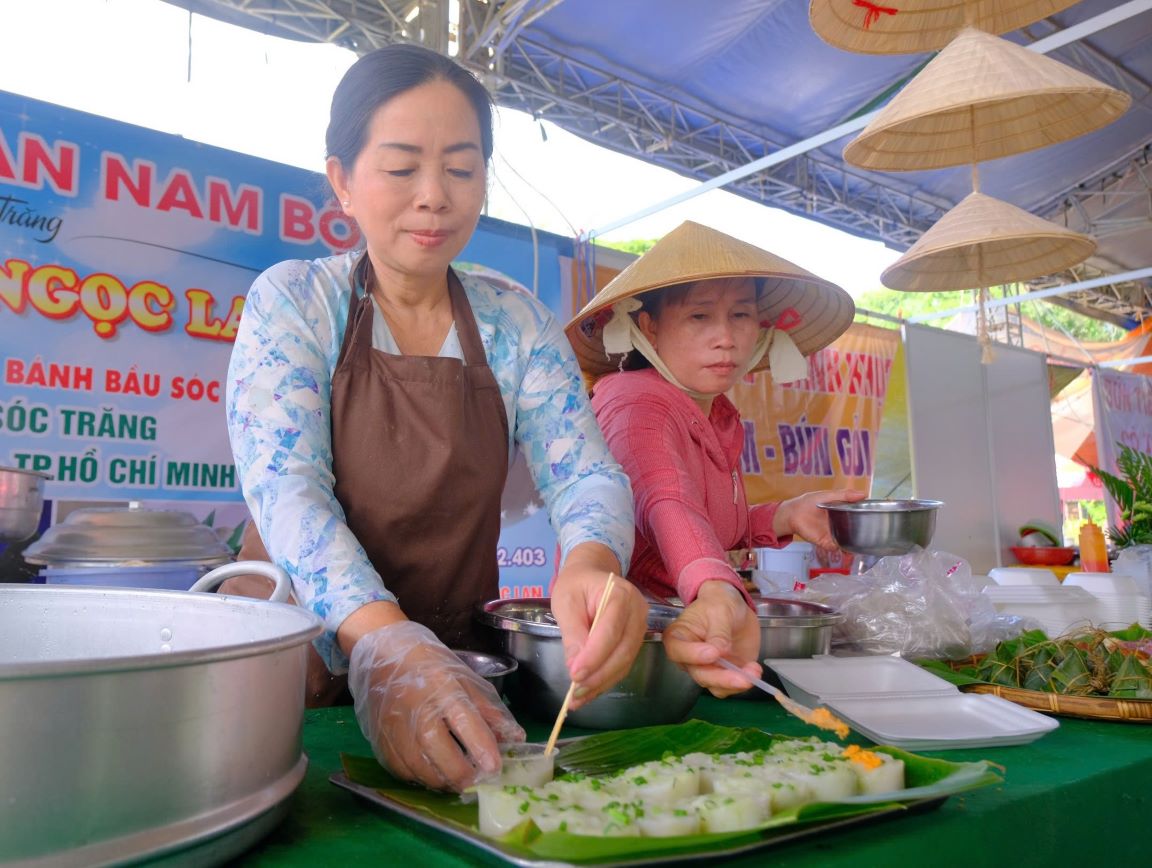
[325,43,495,169]
[620,277,765,371]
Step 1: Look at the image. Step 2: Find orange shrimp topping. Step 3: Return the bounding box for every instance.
[843,744,883,769]
[807,706,850,740]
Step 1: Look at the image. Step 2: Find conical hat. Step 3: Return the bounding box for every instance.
[565,221,855,377]
[843,27,1130,171]
[810,0,1079,55]
[881,191,1095,291]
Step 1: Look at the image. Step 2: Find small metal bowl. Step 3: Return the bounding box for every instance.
[475,598,702,730]
[818,498,943,557]
[453,649,518,695]
[753,597,843,658]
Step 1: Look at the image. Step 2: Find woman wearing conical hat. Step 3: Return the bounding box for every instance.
[566,222,864,695]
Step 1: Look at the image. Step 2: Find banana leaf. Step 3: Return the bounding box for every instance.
[1022,647,1056,693]
[1109,624,1152,642]
[339,721,1001,865]
[1046,647,1094,695]
[1109,653,1152,698]
[921,627,1152,696]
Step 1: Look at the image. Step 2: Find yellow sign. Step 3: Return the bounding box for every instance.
[731,324,900,503]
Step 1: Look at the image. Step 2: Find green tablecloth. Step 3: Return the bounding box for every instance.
[240,697,1152,867]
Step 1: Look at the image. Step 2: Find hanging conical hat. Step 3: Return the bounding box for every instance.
[810,0,1079,55]
[565,221,855,377]
[843,27,1130,171]
[881,191,1095,291]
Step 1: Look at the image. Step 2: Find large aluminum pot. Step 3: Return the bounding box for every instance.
[476,598,702,730]
[0,562,323,866]
[0,465,50,543]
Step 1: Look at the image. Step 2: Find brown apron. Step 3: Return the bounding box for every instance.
[230,265,509,704]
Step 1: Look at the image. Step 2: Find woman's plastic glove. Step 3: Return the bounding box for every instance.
[348,621,525,792]
[663,580,761,697]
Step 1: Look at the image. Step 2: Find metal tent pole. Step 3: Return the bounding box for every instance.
[583,0,1152,240]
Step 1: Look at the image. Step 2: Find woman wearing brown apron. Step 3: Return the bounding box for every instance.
[225,45,646,793]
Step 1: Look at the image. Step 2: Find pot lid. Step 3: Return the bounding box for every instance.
[23,506,233,566]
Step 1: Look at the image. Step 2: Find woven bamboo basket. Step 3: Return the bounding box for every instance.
[944,658,1152,723]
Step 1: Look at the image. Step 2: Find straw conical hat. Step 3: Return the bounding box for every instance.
[843,27,1131,171]
[810,0,1079,55]
[565,221,855,377]
[881,191,1095,291]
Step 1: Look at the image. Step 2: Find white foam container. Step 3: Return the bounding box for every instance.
[988,567,1060,587]
[765,655,1059,750]
[1064,572,1141,594]
[981,585,1098,637]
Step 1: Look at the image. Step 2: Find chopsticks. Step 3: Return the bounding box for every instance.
[544,572,617,755]
[716,657,850,740]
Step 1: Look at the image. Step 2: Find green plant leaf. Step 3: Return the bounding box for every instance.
[1022,647,1056,692]
[225,522,246,555]
[338,722,1002,864]
[1044,647,1094,695]
[1108,653,1152,698]
[1109,625,1152,641]
[554,720,779,775]
[918,659,984,685]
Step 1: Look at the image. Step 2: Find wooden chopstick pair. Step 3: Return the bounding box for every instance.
[544,573,617,755]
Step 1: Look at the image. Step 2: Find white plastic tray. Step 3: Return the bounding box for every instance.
[764,656,957,707]
[764,655,1059,750]
[825,694,1058,750]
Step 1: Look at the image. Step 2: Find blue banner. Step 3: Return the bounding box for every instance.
[0,89,568,595]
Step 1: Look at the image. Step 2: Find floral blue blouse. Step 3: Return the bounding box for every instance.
[226,251,634,671]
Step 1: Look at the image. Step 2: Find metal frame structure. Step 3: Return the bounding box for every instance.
[171,0,1151,326]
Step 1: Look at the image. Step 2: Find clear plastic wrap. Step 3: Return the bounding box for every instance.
[797,548,1040,659]
[1112,545,1152,598]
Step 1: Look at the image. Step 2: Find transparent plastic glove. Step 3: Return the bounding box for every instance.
[348,621,525,792]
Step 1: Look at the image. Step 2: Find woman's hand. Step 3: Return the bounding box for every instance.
[549,543,647,710]
[347,621,525,793]
[773,488,867,559]
[663,581,761,697]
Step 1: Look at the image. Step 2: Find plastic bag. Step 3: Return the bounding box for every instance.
[797,547,1039,659]
[1112,545,1152,599]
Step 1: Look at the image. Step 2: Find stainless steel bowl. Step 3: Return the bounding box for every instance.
[0,465,51,543]
[818,498,943,557]
[735,597,843,700]
[475,598,702,730]
[454,649,518,695]
[753,597,843,657]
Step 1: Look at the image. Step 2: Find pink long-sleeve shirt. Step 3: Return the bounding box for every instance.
[591,368,789,604]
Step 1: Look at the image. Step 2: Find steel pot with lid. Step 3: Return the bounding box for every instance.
[0,562,323,865]
[0,465,51,543]
[23,504,234,590]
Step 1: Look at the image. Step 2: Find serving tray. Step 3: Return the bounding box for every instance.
[330,771,942,867]
[330,721,1001,867]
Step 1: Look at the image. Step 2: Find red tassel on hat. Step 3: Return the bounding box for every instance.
[853,0,898,29]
